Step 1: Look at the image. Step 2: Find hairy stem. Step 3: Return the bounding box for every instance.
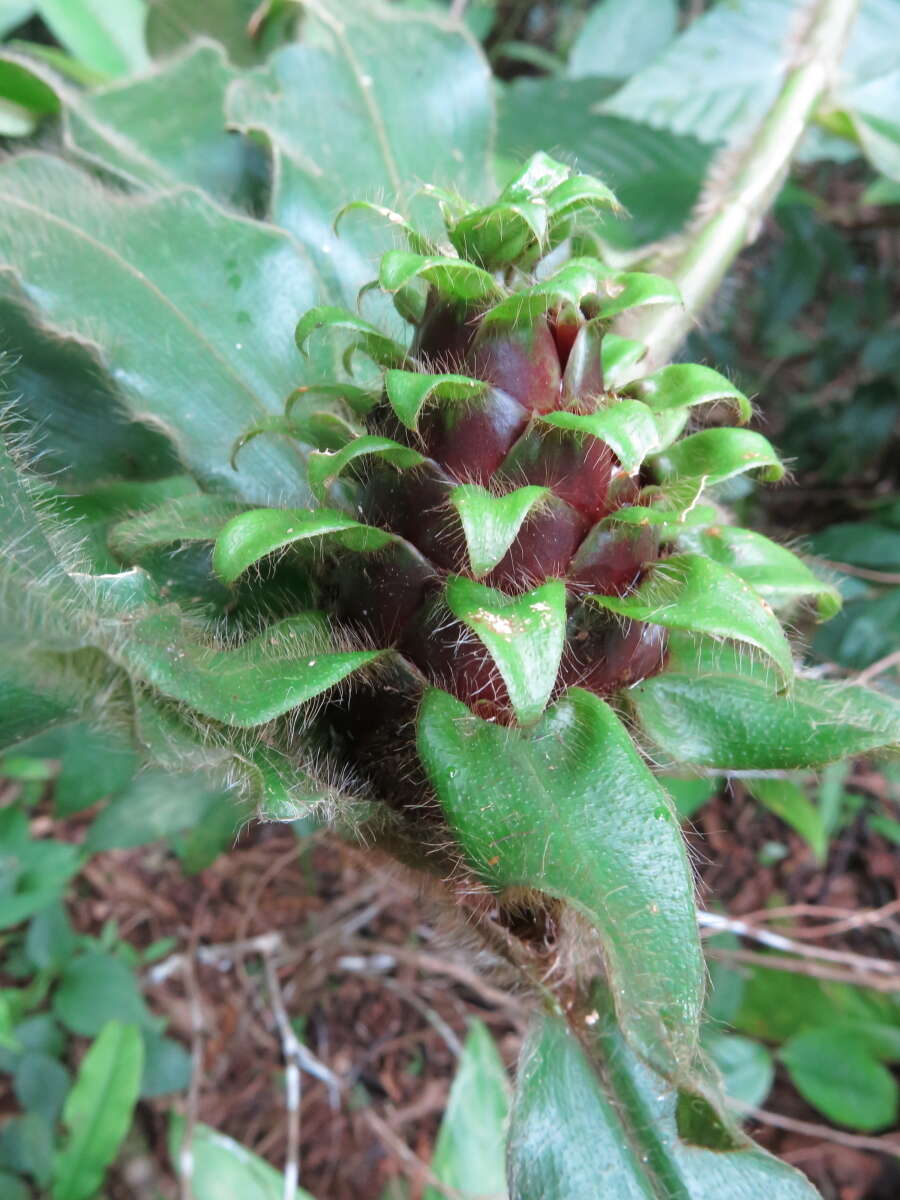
[617,0,860,371]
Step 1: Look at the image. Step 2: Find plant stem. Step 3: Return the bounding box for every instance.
[618,0,860,371]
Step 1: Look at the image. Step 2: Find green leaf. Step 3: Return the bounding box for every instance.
[448,197,547,270]
[25,901,75,969]
[0,809,80,929]
[379,250,500,304]
[14,1051,71,1125]
[600,0,800,144]
[0,155,318,506]
[105,601,379,728]
[229,413,359,468]
[702,1032,773,1110]
[140,1030,191,1100]
[108,495,246,562]
[0,56,59,137]
[591,554,793,686]
[295,306,408,370]
[226,2,493,304]
[445,578,566,724]
[746,778,827,863]
[780,1028,898,1133]
[450,485,549,577]
[14,722,138,818]
[678,525,841,618]
[568,0,678,80]
[168,1117,315,1200]
[146,0,292,67]
[36,0,149,79]
[541,401,661,474]
[630,670,900,769]
[54,955,151,1037]
[52,1022,144,1200]
[5,44,263,206]
[213,507,391,583]
[508,1008,819,1200]
[424,1022,510,1200]
[629,363,752,424]
[85,772,235,854]
[307,437,424,503]
[651,428,785,486]
[383,370,488,431]
[0,1171,29,1200]
[0,1113,54,1186]
[418,688,702,1070]
[601,333,646,388]
[810,520,900,570]
[497,78,714,251]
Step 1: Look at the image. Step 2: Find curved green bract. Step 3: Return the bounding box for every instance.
[678,525,841,618]
[630,670,900,770]
[383,369,488,431]
[591,553,793,686]
[448,198,547,270]
[230,412,358,468]
[651,428,784,486]
[213,507,391,582]
[307,435,424,502]
[508,1008,821,1200]
[445,577,566,724]
[295,305,408,368]
[601,333,647,387]
[378,250,500,304]
[542,401,662,474]
[334,200,435,255]
[451,484,549,577]
[418,688,703,1072]
[629,363,752,424]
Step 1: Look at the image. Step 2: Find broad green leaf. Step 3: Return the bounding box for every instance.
[418,688,703,1069]
[140,1030,191,1099]
[445,578,566,724]
[12,43,266,206]
[508,1006,819,1200]
[14,1052,70,1125]
[630,671,900,769]
[379,250,500,304]
[702,1033,773,1110]
[424,1022,510,1200]
[541,401,661,473]
[746,778,827,863]
[213,507,391,582]
[591,554,793,685]
[384,369,487,431]
[0,56,58,137]
[54,955,151,1036]
[0,1113,54,1187]
[295,306,408,370]
[810,519,900,570]
[650,429,785,486]
[168,1117,315,1200]
[85,771,235,853]
[497,78,714,250]
[780,1028,898,1132]
[307,437,424,503]
[12,721,137,817]
[109,495,246,561]
[0,155,319,506]
[53,1022,144,1200]
[0,1171,29,1200]
[25,901,75,969]
[450,485,549,577]
[678,526,841,618]
[629,363,752,424]
[600,0,800,144]
[568,0,678,80]
[146,0,293,67]
[226,1,493,304]
[37,0,149,79]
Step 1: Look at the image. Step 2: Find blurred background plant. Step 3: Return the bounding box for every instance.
[0,1,898,1198]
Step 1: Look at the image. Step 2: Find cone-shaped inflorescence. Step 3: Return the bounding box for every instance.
[222,154,803,732]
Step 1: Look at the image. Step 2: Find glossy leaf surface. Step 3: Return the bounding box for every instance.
[651,429,784,486]
[450,484,549,577]
[591,554,793,684]
[419,688,702,1069]
[507,1009,820,1199]
[445,578,566,724]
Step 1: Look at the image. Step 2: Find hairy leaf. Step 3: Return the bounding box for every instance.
[418,688,703,1070]
[651,429,784,486]
[591,554,793,685]
[451,484,549,577]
